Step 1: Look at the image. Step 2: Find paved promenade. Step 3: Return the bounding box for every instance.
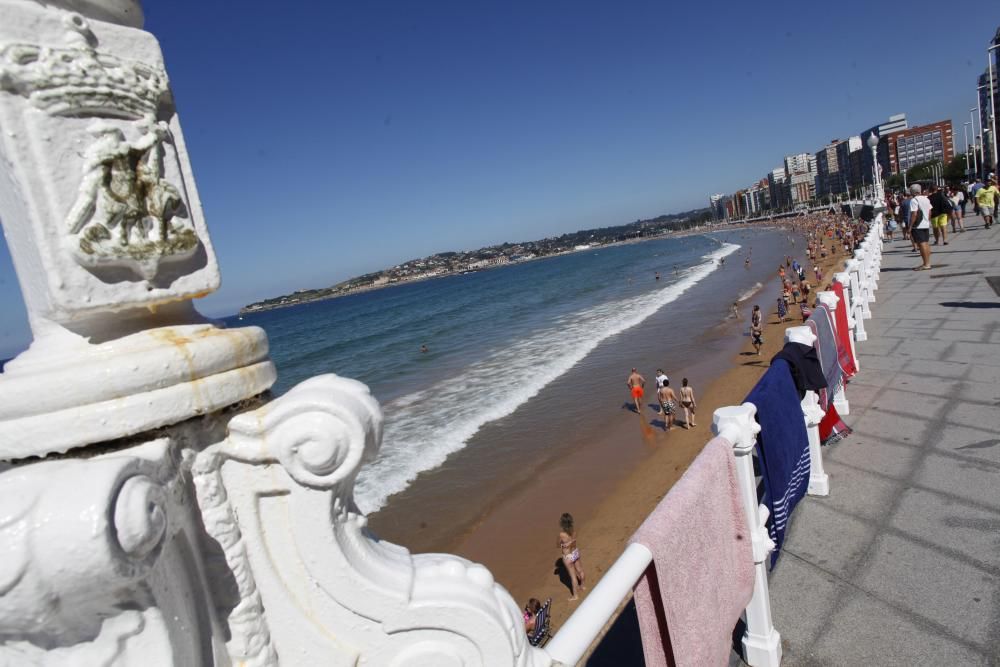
[768,214,1000,665]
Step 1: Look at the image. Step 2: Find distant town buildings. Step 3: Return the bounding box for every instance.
[889,120,954,173]
[707,108,964,221]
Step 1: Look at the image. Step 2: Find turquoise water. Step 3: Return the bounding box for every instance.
[229,232,753,512]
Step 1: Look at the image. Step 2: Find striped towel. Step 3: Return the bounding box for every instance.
[806,304,843,411]
[745,358,811,568]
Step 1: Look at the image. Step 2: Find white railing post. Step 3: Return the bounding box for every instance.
[816,291,850,414]
[850,254,873,318]
[839,266,868,342]
[713,405,781,667]
[784,326,830,496]
[863,246,878,301]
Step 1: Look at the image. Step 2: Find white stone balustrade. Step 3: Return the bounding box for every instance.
[0,2,551,665]
[783,326,830,497]
[713,405,781,667]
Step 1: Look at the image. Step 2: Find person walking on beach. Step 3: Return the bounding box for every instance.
[750,304,764,355]
[626,368,646,413]
[657,380,678,431]
[557,513,585,601]
[679,378,697,429]
[909,184,933,270]
[655,369,669,388]
[731,302,740,319]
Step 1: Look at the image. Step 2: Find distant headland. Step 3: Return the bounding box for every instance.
[240,207,714,314]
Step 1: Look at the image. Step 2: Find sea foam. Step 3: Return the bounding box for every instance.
[354,242,740,513]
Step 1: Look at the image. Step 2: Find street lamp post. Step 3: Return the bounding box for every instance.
[867,132,884,206]
[964,121,972,181]
[988,44,999,176]
[970,110,980,179]
[974,96,986,179]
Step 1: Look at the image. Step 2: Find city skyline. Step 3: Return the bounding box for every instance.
[0,2,997,358]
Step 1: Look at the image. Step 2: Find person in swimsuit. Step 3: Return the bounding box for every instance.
[626,368,645,413]
[657,380,678,431]
[751,305,763,355]
[558,513,585,601]
[679,378,697,429]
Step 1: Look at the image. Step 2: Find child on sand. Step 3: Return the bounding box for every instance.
[557,513,585,601]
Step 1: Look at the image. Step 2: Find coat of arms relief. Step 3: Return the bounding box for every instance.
[0,12,201,282]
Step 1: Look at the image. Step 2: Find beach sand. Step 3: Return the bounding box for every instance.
[454,235,847,649]
[367,225,848,656]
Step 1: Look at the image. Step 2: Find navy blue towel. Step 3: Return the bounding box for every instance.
[745,358,810,568]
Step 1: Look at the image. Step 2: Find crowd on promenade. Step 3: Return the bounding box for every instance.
[883,175,998,270]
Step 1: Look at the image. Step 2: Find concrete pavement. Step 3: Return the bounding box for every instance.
[767,213,1000,665]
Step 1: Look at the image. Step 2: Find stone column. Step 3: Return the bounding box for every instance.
[0,3,549,665]
[0,0,275,456]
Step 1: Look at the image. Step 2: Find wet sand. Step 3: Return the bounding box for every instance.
[367,226,847,647]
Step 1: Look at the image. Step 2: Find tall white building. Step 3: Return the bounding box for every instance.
[783,153,818,204]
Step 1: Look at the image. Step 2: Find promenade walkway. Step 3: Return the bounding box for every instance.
[767,214,1000,665]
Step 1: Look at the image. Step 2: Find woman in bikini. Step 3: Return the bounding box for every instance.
[557,513,585,601]
[679,378,697,429]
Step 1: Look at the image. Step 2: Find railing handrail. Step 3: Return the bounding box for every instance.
[542,542,652,665]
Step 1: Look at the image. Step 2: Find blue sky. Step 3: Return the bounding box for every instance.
[1,1,997,357]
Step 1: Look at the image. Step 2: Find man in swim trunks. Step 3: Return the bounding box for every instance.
[657,379,678,431]
[627,368,646,413]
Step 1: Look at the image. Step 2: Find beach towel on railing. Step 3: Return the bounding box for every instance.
[818,402,851,446]
[831,281,858,377]
[745,358,810,568]
[771,342,826,400]
[806,303,843,411]
[629,436,754,667]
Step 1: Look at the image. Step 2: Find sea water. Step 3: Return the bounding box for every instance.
[231,230,788,515]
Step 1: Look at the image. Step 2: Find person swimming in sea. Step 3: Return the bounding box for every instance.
[558,513,585,601]
[420,344,428,353]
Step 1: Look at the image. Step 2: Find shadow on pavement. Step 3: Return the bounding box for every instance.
[939,301,1000,309]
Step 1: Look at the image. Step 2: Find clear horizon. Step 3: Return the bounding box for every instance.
[1,2,997,358]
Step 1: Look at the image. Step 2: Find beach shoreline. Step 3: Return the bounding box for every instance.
[367,222,848,648]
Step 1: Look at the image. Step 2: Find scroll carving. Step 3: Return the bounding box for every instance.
[195,374,549,666]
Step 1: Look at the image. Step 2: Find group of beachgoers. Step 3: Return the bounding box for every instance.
[882,177,998,271]
[774,212,866,326]
[626,368,697,431]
